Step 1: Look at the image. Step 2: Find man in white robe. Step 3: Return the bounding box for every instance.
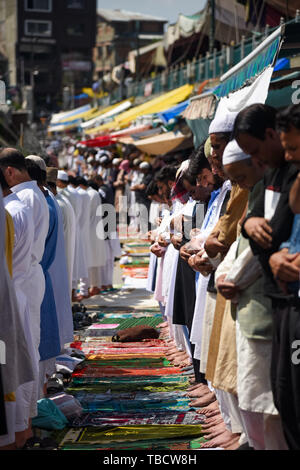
[56,171,88,301]
[86,179,107,295]
[46,167,75,298]
[0,148,49,410]
[74,176,92,299]
[0,172,36,448]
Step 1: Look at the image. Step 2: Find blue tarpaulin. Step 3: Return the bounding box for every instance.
[157,99,190,124]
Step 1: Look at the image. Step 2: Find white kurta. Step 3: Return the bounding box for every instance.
[4,193,38,424]
[0,190,35,446]
[47,191,74,348]
[10,181,49,356]
[76,187,92,269]
[87,186,106,267]
[59,186,87,282]
[55,193,76,295]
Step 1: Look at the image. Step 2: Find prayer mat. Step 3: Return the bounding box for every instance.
[68,411,206,427]
[56,424,204,445]
[72,366,182,378]
[58,436,208,450]
[82,357,171,368]
[73,358,171,369]
[70,375,189,386]
[73,398,192,413]
[78,338,166,348]
[67,383,189,393]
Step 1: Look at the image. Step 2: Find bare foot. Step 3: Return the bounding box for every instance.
[187,383,203,392]
[186,385,210,398]
[223,436,241,450]
[189,392,216,407]
[200,431,240,449]
[201,415,224,429]
[199,400,220,416]
[203,423,227,440]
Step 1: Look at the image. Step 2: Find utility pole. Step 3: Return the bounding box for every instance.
[209,0,215,54]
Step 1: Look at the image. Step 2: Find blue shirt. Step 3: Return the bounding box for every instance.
[280,214,300,295]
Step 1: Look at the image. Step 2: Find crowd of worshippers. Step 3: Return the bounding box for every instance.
[145,103,300,450]
[0,148,124,449]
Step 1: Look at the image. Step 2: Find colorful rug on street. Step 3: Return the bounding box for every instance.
[52,251,207,450]
[68,411,205,427]
[55,424,204,445]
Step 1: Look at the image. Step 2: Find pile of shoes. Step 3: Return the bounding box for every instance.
[72,303,90,330]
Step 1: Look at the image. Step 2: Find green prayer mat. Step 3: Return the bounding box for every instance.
[56,425,204,446]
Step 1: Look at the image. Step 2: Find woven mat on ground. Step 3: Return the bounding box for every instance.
[55,424,204,445]
[74,399,192,413]
[72,366,182,378]
[59,437,208,450]
[72,339,165,350]
[80,358,171,368]
[68,411,206,427]
[122,268,149,279]
[70,375,189,387]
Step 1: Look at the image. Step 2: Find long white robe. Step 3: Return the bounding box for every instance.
[10,181,49,365]
[55,193,76,296]
[0,190,34,446]
[47,191,74,349]
[4,193,38,425]
[87,186,106,267]
[58,185,87,283]
[76,187,92,269]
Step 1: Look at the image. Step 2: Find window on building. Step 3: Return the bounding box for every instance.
[140,22,162,34]
[25,0,52,12]
[25,20,52,37]
[66,0,84,8]
[66,24,85,36]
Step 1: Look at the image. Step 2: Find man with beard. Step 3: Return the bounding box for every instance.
[233,103,299,449]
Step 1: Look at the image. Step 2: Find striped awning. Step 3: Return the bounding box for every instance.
[214,26,283,98]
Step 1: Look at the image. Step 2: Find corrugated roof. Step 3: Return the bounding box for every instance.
[97,9,167,23]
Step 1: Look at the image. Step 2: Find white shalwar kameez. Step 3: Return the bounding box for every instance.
[87,186,107,288]
[55,192,76,296]
[76,187,92,295]
[10,181,49,403]
[4,193,37,429]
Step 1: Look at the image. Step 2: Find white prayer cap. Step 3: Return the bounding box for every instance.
[87,156,94,163]
[57,170,69,182]
[112,158,122,165]
[26,155,46,172]
[139,161,151,170]
[99,156,109,165]
[222,139,251,166]
[209,112,237,135]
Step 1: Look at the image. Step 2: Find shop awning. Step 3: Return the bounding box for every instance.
[81,100,133,130]
[213,25,283,98]
[182,92,217,120]
[127,131,191,156]
[87,84,194,135]
[157,99,190,124]
[50,104,91,125]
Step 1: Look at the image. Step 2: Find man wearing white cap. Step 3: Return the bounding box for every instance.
[57,171,87,301]
[46,168,75,297]
[213,139,288,450]
[0,149,49,431]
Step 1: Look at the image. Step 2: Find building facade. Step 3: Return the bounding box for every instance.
[0,0,96,118]
[94,9,167,83]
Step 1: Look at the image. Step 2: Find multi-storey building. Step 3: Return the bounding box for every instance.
[0,0,96,117]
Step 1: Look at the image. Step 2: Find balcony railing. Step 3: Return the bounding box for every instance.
[98,15,299,106]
